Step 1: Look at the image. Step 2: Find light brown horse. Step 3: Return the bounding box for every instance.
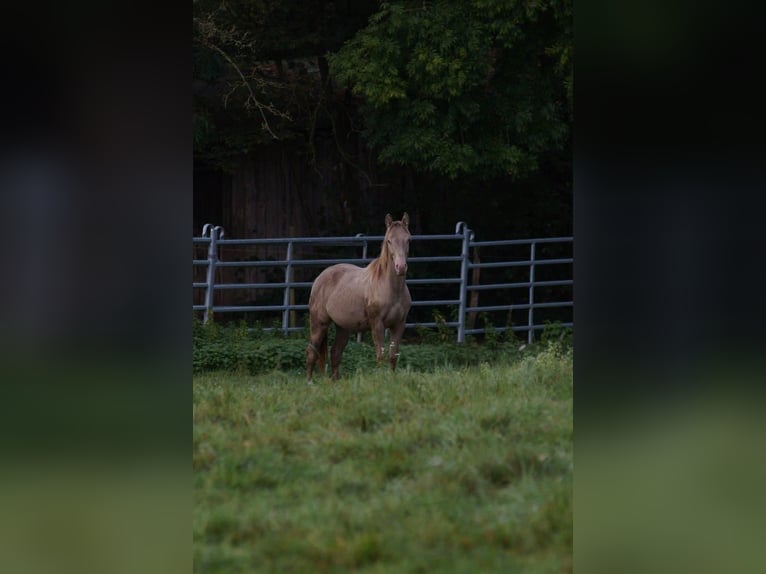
[306,213,412,382]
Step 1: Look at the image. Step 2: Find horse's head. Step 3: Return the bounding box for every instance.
[384,212,411,276]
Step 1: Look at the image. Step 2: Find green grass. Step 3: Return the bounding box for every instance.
[194,345,572,573]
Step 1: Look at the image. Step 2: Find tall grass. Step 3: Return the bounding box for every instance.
[194,344,572,573]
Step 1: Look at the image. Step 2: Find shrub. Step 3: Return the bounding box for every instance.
[192,317,570,376]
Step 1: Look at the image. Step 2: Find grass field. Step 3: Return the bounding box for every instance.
[193,344,572,573]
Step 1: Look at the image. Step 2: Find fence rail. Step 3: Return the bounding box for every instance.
[192,222,572,344]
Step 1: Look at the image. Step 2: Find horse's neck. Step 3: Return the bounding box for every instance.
[380,254,406,290]
[370,250,405,291]
[386,266,407,291]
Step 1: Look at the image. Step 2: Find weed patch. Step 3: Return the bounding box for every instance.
[193,317,566,377]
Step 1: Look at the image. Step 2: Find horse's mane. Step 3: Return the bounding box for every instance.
[368,236,391,281]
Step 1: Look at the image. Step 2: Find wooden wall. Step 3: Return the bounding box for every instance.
[193,133,397,316]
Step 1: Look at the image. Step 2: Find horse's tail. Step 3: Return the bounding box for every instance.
[316,336,328,374]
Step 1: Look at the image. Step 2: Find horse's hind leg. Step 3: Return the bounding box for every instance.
[306,320,328,383]
[330,326,351,380]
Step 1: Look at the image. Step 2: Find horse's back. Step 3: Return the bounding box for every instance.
[310,264,365,298]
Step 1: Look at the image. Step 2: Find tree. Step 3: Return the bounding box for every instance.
[193,0,379,171]
[328,0,572,179]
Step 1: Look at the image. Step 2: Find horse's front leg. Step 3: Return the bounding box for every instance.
[370,319,386,364]
[388,321,406,371]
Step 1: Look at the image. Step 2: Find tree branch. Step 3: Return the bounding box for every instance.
[193,13,292,140]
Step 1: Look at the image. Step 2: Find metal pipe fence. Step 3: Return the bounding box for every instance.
[192,222,572,344]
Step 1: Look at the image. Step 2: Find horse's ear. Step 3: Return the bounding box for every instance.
[385,213,393,228]
[401,212,409,229]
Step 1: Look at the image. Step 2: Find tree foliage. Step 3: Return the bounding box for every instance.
[328,0,572,179]
[193,0,572,179]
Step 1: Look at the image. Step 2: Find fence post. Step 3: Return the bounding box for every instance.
[356,234,368,343]
[527,241,536,344]
[282,241,293,336]
[202,224,224,324]
[456,222,472,343]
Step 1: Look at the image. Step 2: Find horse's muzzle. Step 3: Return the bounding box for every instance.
[395,262,408,275]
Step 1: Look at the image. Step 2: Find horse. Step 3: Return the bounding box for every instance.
[306,213,412,382]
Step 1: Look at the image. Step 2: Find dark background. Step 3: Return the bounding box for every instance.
[192,0,573,241]
[0,1,764,573]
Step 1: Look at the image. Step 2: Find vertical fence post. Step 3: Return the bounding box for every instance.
[356,234,368,343]
[282,241,293,336]
[527,241,536,344]
[202,224,223,324]
[456,222,472,343]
